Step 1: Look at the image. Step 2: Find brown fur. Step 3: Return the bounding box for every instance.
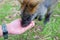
[18,0,42,14]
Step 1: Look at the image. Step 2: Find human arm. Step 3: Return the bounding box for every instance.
[0,19,35,37]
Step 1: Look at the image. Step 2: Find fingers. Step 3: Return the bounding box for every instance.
[23,21,35,31]
[17,21,35,34]
[28,21,35,27]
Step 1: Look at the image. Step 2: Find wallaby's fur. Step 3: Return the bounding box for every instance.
[18,0,58,27]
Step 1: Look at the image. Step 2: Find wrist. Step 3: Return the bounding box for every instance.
[6,24,10,34]
[0,26,3,36]
[2,24,8,39]
[0,24,10,37]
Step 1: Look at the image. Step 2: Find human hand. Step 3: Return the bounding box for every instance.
[7,19,35,35]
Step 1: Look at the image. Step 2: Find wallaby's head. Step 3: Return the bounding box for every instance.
[18,0,43,27]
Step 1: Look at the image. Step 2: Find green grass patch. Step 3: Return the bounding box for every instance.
[0,0,60,40]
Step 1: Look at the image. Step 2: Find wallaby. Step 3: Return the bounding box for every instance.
[18,0,58,27]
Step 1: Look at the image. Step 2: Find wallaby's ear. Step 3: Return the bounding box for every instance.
[18,0,25,10]
[18,0,29,4]
[18,0,23,4]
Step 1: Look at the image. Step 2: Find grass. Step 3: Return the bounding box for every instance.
[0,0,60,40]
